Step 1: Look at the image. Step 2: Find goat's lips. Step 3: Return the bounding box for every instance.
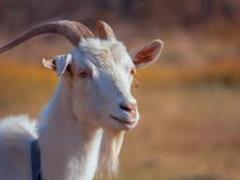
[110,115,136,126]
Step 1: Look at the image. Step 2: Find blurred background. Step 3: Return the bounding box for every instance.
[0,0,240,179]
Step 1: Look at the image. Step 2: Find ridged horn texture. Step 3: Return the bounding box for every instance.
[0,20,94,54]
[96,20,116,40]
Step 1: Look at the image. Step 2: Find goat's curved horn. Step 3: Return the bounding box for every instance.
[0,20,94,54]
[96,20,115,40]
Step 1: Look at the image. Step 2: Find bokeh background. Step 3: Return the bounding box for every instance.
[0,1,240,179]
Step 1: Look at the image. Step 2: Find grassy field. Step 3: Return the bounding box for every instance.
[0,62,240,180]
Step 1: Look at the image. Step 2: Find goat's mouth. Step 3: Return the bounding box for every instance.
[110,115,136,127]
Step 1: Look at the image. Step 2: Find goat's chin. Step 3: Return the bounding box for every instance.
[95,119,134,132]
[81,113,138,132]
[108,117,138,131]
[113,121,137,131]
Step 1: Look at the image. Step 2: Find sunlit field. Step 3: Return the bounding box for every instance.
[0,60,240,180]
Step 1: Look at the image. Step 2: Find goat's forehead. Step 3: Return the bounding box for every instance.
[72,38,133,69]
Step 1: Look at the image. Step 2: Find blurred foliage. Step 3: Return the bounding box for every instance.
[0,0,239,67]
[0,0,239,31]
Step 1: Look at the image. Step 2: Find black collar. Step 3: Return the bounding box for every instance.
[31,139,42,180]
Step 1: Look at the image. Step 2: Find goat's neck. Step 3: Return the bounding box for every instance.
[39,80,102,180]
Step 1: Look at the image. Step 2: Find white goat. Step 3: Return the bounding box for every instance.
[0,20,163,180]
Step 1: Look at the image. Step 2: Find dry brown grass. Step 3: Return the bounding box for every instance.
[138,63,240,88]
[118,87,240,180]
[0,61,240,179]
[0,62,56,117]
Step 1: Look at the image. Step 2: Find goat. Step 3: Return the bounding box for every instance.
[0,20,163,180]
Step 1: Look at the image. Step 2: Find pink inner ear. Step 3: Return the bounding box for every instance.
[42,58,56,70]
[133,40,163,67]
[135,46,158,63]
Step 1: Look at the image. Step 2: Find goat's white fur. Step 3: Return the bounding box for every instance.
[0,37,163,180]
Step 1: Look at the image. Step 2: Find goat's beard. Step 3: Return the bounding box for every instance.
[97,130,125,177]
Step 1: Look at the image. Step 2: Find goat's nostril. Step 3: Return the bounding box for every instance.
[120,104,131,112]
[119,102,137,114]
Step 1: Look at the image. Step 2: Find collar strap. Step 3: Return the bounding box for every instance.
[31,139,42,180]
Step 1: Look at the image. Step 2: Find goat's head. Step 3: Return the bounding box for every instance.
[0,20,163,131]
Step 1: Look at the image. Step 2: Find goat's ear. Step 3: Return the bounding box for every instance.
[132,40,164,69]
[96,20,116,40]
[42,54,72,76]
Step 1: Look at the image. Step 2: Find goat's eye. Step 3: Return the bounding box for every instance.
[77,69,92,78]
[130,68,136,75]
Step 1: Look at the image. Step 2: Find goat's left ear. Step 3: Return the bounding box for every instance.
[132,40,164,69]
[42,54,72,76]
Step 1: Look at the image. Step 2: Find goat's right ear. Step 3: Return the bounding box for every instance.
[42,54,72,76]
[132,40,163,69]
